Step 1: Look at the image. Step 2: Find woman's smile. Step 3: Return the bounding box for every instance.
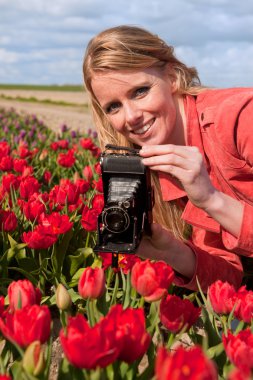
[129,117,155,135]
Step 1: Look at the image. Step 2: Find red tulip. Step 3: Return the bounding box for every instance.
[60,313,119,369]
[82,165,93,181]
[0,141,11,158]
[22,225,58,249]
[1,173,20,193]
[0,375,12,380]
[99,253,141,274]
[19,176,40,199]
[0,296,5,317]
[91,194,104,212]
[8,279,41,310]
[49,180,80,206]
[74,178,90,194]
[81,206,99,232]
[78,267,105,299]
[17,144,31,159]
[110,304,151,363]
[208,280,236,314]
[22,198,46,222]
[159,294,201,334]
[0,304,51,348]
[43,170,52,183]
[57,149,75,168]
[94,162,101,175]
[13,158,28,173]
[222,328,253,373]
[0,210,18,232]
[0,156,13,171]
[155,345,218,380]
[39,212,73,235]
[92,177,103,193]
[50,142,60,151]
[229,287,253,324]
[79,137,95,151]
[131,260,174,302]
[57,139,69,149]
[227,368,252,380]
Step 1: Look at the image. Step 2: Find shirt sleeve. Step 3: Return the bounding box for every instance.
[221,98,253,254]
[221,202,253,254]
[173,228,243,293]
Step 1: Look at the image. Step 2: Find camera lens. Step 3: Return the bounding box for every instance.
[103,207,129,233]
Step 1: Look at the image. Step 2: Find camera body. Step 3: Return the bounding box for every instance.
[94,145,154,254]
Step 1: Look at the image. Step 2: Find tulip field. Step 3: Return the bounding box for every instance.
[0,106,252,380]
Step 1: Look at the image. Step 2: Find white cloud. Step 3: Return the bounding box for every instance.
[0,0,252,86]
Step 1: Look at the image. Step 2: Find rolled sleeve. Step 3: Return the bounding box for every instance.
[222,202,253,255]
[173,240,243,293]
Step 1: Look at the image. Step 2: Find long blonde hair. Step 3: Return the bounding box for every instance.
[83,25,206,240]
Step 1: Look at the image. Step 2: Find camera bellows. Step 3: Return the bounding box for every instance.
[108,176,141,203]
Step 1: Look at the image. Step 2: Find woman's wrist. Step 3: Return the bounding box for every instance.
[200,190,243,237]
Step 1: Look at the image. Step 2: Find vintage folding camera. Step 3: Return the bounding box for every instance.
[94,144,154,259]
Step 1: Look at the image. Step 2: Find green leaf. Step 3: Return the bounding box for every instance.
[51,229,73,276]
[8,266,39,285]
[58,358,86,380]
[66,251,86,278]
[68,268,85,288]
[68,288,83,303]
[10,361,24,380]
[207,342,225,359]
[16,257,39,273]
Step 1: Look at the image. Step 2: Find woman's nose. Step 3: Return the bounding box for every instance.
[124,102,142,126]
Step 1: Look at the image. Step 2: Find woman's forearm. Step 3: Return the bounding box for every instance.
[138,229,196,279]
[202,190,244,237]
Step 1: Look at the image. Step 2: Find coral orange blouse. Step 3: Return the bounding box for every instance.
[159,88,253,292]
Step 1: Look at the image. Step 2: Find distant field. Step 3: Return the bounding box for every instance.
[0,85,92,133]
[0,84,84,92]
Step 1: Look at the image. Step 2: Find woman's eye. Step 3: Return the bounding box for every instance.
[135,86,150,97]
[105,102,121,114]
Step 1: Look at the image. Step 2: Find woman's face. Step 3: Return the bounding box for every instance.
[91,66,182,147]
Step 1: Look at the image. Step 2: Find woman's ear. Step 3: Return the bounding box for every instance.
[171,79,178,94]
[165,63,178,93]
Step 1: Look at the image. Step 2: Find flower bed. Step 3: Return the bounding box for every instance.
[0,107,252,380]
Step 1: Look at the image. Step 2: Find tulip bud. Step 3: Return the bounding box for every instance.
[22,341,45,376]
[56,284,72,311]
[39,149,48,161]
[73,171,80,182]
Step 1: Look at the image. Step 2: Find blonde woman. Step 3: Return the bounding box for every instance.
[83,25,253,292]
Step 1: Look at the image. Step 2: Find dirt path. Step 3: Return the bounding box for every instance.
[0,89,94,134]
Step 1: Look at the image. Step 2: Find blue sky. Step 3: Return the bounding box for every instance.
[0,0,253,87]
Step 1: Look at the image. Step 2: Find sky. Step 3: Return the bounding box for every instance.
[0,0,253,88]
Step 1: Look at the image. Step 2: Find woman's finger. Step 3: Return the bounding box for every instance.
[140,144,200,159]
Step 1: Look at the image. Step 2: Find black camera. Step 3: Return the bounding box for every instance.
[94,145,154,258]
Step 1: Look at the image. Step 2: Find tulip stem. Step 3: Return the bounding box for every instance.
[166,332,175,349]
[87,298,96,327]
[110,273,119,307]
[0,356,5,374]
[85,232,90,247]
[60,310,67,328]
[147,302,160,335]
[139,296,145,308]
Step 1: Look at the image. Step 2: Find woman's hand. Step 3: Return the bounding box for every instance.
[137,223,196,279]
[140,144,244,237]
[139,144,216,210]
